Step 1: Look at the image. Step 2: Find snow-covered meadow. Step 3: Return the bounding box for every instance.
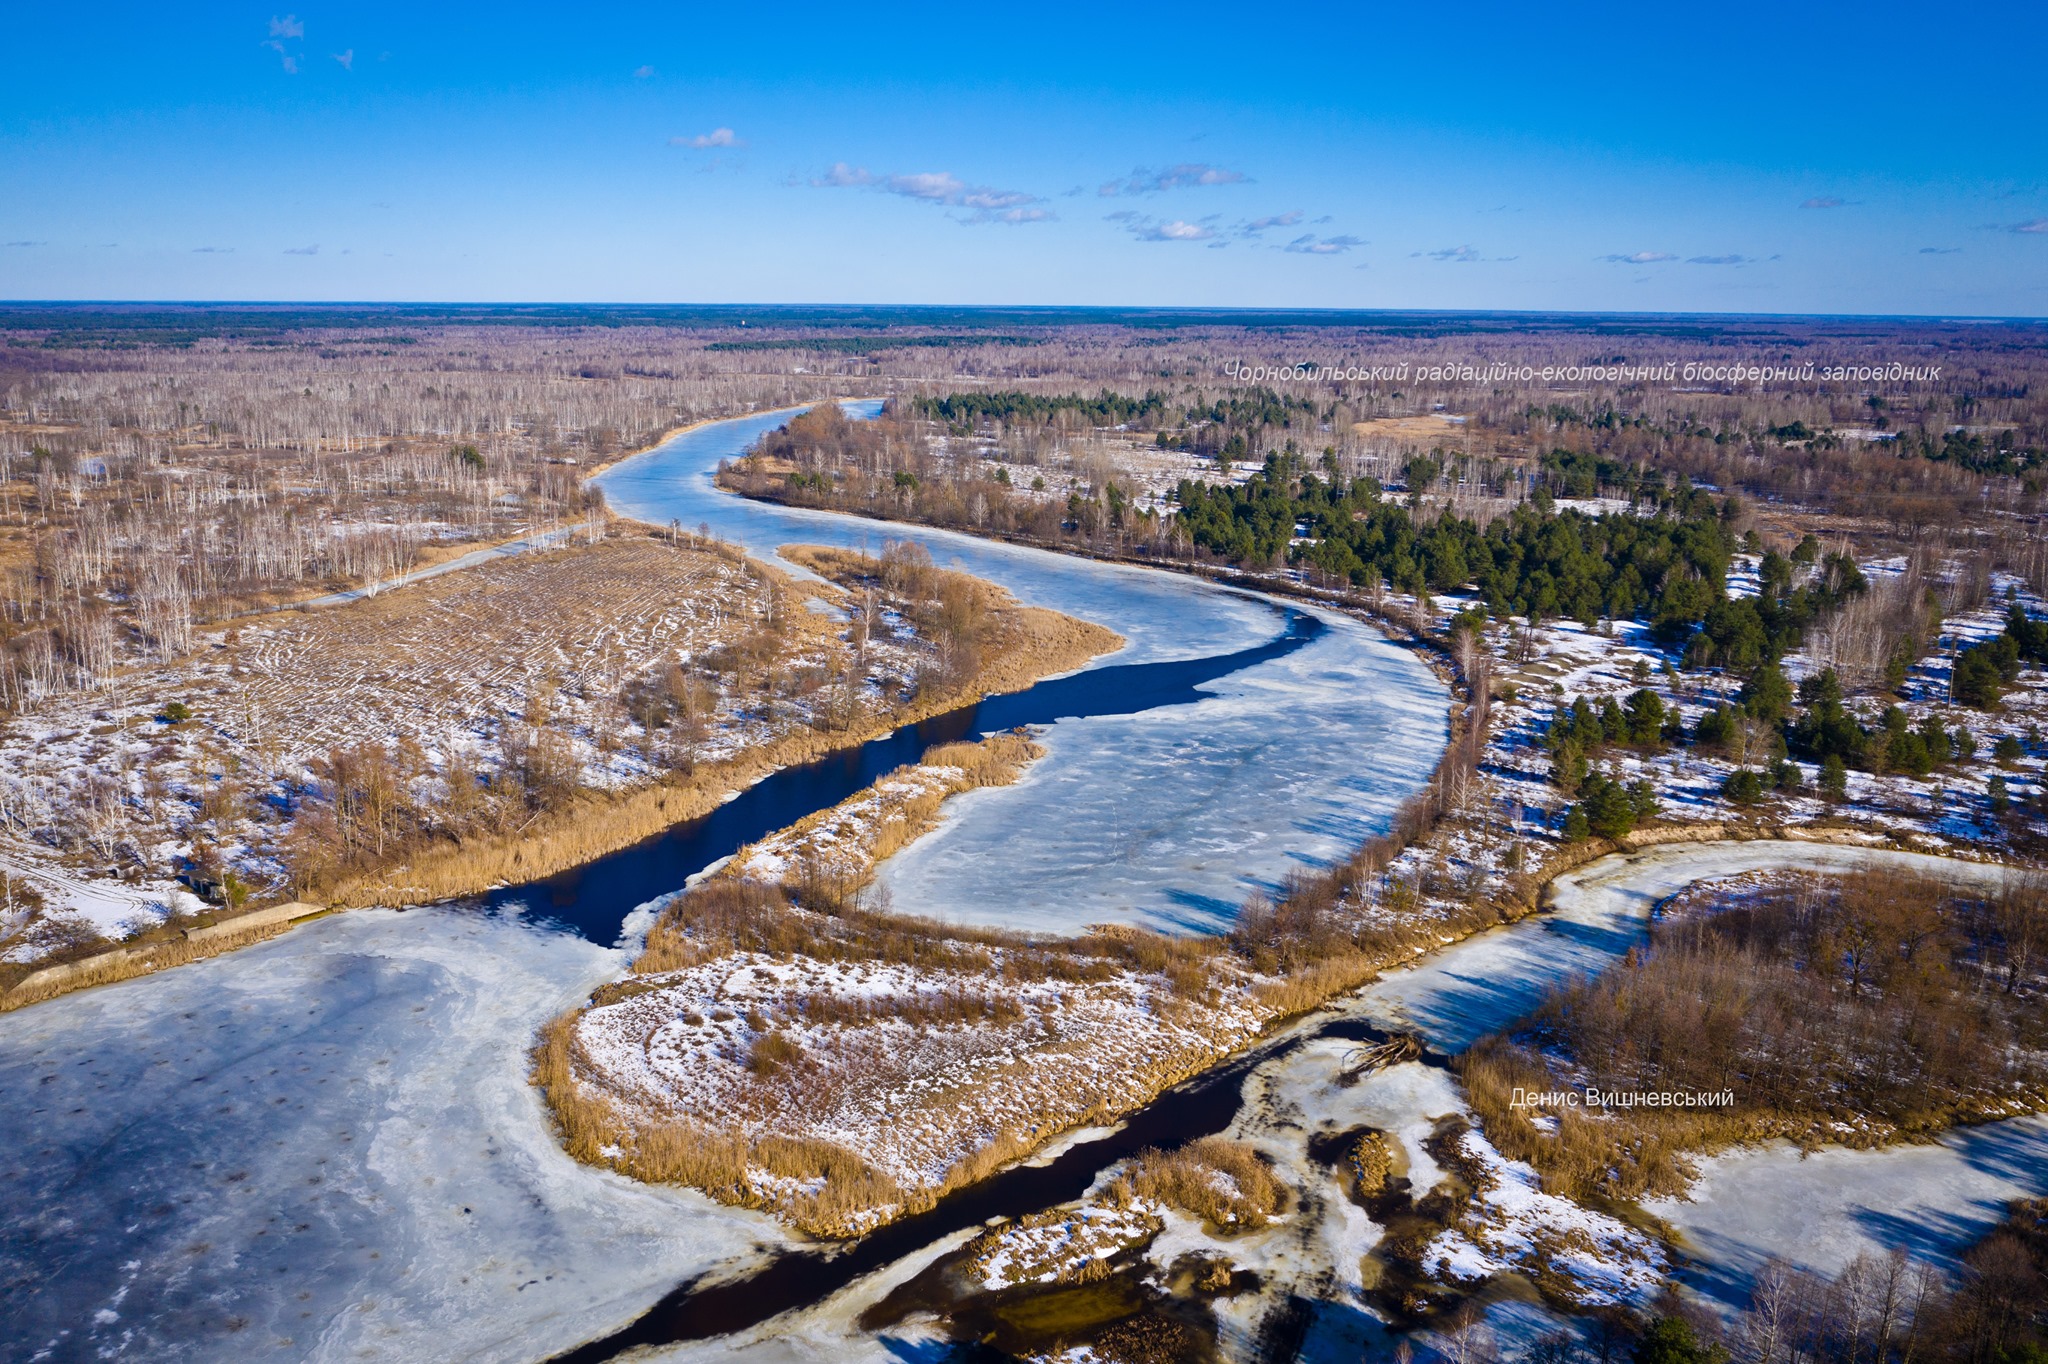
[0,533,949,964]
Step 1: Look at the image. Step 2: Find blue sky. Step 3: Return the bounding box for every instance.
[3,3,2044,314]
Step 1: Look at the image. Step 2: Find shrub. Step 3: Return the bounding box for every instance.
[1722,769,1766,805]
[1819,754,1848,802]
[1693,704,1739,751]
[1573,771,1648,840]
[747,1031,803,1076]
[1633,1317,1728,1364]
[1955,635,2022,710]
[1107,1138,1284,1230]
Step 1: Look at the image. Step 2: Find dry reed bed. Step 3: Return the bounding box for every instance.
[957,1136,1281,1291]
[0,915,297,1012]
[723,729,1046,891]
[775,543,1123,698]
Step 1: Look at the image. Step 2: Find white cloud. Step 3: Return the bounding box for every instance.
[633,64,655,79]
[1687,253,1754,265]
[886,171,969,202]
[811,163,1049,224]
[1283,233,1363,255]
[1099,163,1249,196]
[284,244,320,255]
[262,15,303,72]
[1105,212,1215,243]
[1599,250,1678,264]
[332,49,354,70]
[190,246,234,253]
[2012,219,2048,234]
[813,162,873,188]
[672,127,742,150]
[1800,196,1847,209]
[1422,245,1483,262]
[1241,210,1304,234]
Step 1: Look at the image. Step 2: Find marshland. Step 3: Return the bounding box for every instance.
[3,306,2048,1364]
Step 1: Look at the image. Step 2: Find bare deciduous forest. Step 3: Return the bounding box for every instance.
[1462,870,2048,1208]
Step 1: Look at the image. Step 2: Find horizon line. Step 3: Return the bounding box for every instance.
[1,299,2044,325]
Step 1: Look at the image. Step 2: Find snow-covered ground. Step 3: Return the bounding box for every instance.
[1649,1116,2048,1313]
[1422,1129,1666,1306]
[575,940,1268,1204]
[0,845,207,960]
[0,531,948,962]
[1471,562,2047,857]
[924,426,1258,521]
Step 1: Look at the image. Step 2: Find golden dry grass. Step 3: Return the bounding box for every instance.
[777,543,1123,695]
[530,1005,912,1233]
[1106,1137,1286,1230]
[719,729,1044,897]
[1348,413,1473,443]
[0,916,297,1012]
[327,549,1115,907]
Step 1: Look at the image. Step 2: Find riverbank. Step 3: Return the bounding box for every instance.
[532,653,1513,1239]
[318,542,1120,909]
[0,534,1121,1012]
[632,839,2042,1363]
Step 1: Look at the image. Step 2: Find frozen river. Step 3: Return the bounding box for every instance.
[591,402,1447,935]
[0,402,1447,1361]
[13,405,2027,1362]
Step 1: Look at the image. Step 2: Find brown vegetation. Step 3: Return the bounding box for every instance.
[1104,1138,1287,1231]
[775,541,1122,700]
[0,910,300,1011]
[1461,868,2048,1202]
[531,642,1522,1239]
[720,728,1047,903]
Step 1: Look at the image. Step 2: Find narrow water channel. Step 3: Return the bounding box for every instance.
[488,602,1324,943]
[549,1008,1447,1362]
[0,403,1449,1364]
